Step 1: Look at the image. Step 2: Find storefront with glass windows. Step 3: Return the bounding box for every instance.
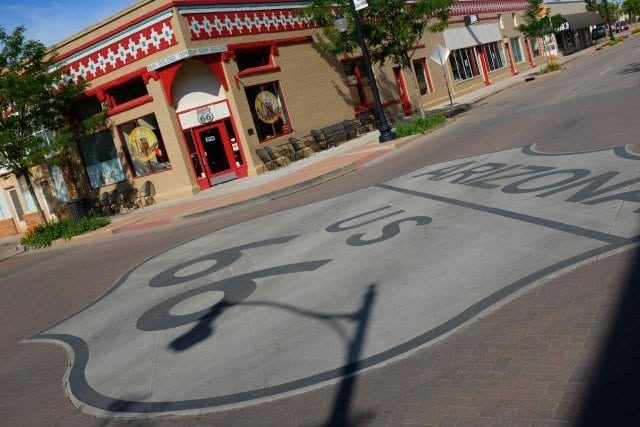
[35,0,537,210]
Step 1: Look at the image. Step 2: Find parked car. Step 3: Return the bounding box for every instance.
[616,21,629,32]
[592,26,606,40]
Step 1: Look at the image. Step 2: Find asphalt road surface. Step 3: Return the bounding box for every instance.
[1,38,639,426]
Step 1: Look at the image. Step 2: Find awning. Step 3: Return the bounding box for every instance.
[443,23,502,50]
[562,12,602,30]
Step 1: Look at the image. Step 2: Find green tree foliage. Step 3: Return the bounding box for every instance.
[304,0,452,115]
[623,0,640,28]
[517,0,564,65]
[0,26,105,224]
[586,0,618,25]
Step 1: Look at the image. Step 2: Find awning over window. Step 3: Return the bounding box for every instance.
[562,12,602,30]
[443,23,502,51]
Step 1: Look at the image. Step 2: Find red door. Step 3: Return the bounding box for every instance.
[195,122,238,186]
[394,67,412,116]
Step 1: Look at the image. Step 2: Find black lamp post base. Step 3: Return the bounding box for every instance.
[378,124,396,143]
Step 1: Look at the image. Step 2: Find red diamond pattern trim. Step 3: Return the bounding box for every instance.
[187,9,314,40]
[64,17,177,83]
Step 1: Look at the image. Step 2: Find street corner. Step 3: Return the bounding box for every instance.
[29,143,640,417]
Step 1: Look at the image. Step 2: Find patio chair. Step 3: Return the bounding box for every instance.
[341,120,358,139]
[256,148,278,171]
[136,181,155,207]
[264,146,289,167]
[108,189,122,214]
[288,137,308,160]
[98,191,111,216]
[311,129,329,151]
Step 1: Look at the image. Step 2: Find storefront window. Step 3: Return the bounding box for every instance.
[510,37,524,63]
[0,191,11,218]
[106,77,148,106]
[413,59,431,95]
[343,59,375,109]
[236,47,272,71]
[244,81,292,142]
[449,47,480,82]
[119,114,171,177]
[529,38,541,57]
[18,178,37,212]
[485,42,506,71]
[79,130,126,188]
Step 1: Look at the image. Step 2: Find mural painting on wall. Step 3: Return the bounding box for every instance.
[255,91,281,124]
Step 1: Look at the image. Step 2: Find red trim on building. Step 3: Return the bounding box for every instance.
[524,38,536,68]
[107,95,154,116]
[476,45,492,86]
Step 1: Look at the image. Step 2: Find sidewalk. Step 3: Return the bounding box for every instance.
[5,43,603,246]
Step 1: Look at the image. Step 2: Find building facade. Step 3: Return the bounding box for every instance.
[1,0,546,237]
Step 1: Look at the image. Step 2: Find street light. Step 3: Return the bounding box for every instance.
[335,4,396,143]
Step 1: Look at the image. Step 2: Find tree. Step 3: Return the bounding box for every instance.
[587,0,618,27]
[517,0,564,66]
[0,26,105,225]
[623,0,640,29]
[304,0,453,117]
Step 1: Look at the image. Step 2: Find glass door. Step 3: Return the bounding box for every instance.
[196,123,236,185]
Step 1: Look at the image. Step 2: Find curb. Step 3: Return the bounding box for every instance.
[180,161,359,220]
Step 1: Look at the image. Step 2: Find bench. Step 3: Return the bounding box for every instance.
[311,120,359,150]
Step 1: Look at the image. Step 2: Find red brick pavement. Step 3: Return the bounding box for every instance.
[2,244,635,426]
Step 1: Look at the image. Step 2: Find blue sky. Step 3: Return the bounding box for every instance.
[0,0,135,46]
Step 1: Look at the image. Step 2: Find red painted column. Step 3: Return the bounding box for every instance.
[504,41,518,76]
[524,38,536,68]
[476,46,492,86]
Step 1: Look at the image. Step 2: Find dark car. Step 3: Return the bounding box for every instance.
[592,26,606,40]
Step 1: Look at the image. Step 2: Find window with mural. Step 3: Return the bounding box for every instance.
[449,47,480,82]
[413,59,431,95]
[244,81,292,142]
[510,37,524,63]
[119,114,171,177]
[78,130,126,188]
[485,42,506,71]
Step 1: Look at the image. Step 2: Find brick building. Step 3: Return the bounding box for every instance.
[1,0,545,237]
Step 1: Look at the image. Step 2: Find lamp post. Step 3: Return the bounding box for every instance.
[598,0,616,41]
[335,5,396,143]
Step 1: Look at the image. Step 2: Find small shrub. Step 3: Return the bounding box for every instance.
[395,111,446,137]
[21,216,110,249]
[604,38,622,47]
[632,27,640,35]
[539,61,561,75]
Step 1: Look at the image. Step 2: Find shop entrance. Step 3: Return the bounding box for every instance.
[184,118,245,190]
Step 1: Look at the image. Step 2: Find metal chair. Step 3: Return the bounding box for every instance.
[108,189,122,214]
[136,181,155,207]
[288,137,308,160]
[264,146,289,167]
[256,148,277,171]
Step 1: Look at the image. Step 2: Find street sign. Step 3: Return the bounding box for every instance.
[429,44,450,66]
[197,107,214,124]
[353,0,368,11]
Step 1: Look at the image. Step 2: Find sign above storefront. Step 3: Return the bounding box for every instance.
[146,45,228,71]
[464,14,479,26]
[178,101,230,130]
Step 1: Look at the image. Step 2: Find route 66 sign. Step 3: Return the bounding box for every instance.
[32,145,640,416]
[196,107,214,124]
